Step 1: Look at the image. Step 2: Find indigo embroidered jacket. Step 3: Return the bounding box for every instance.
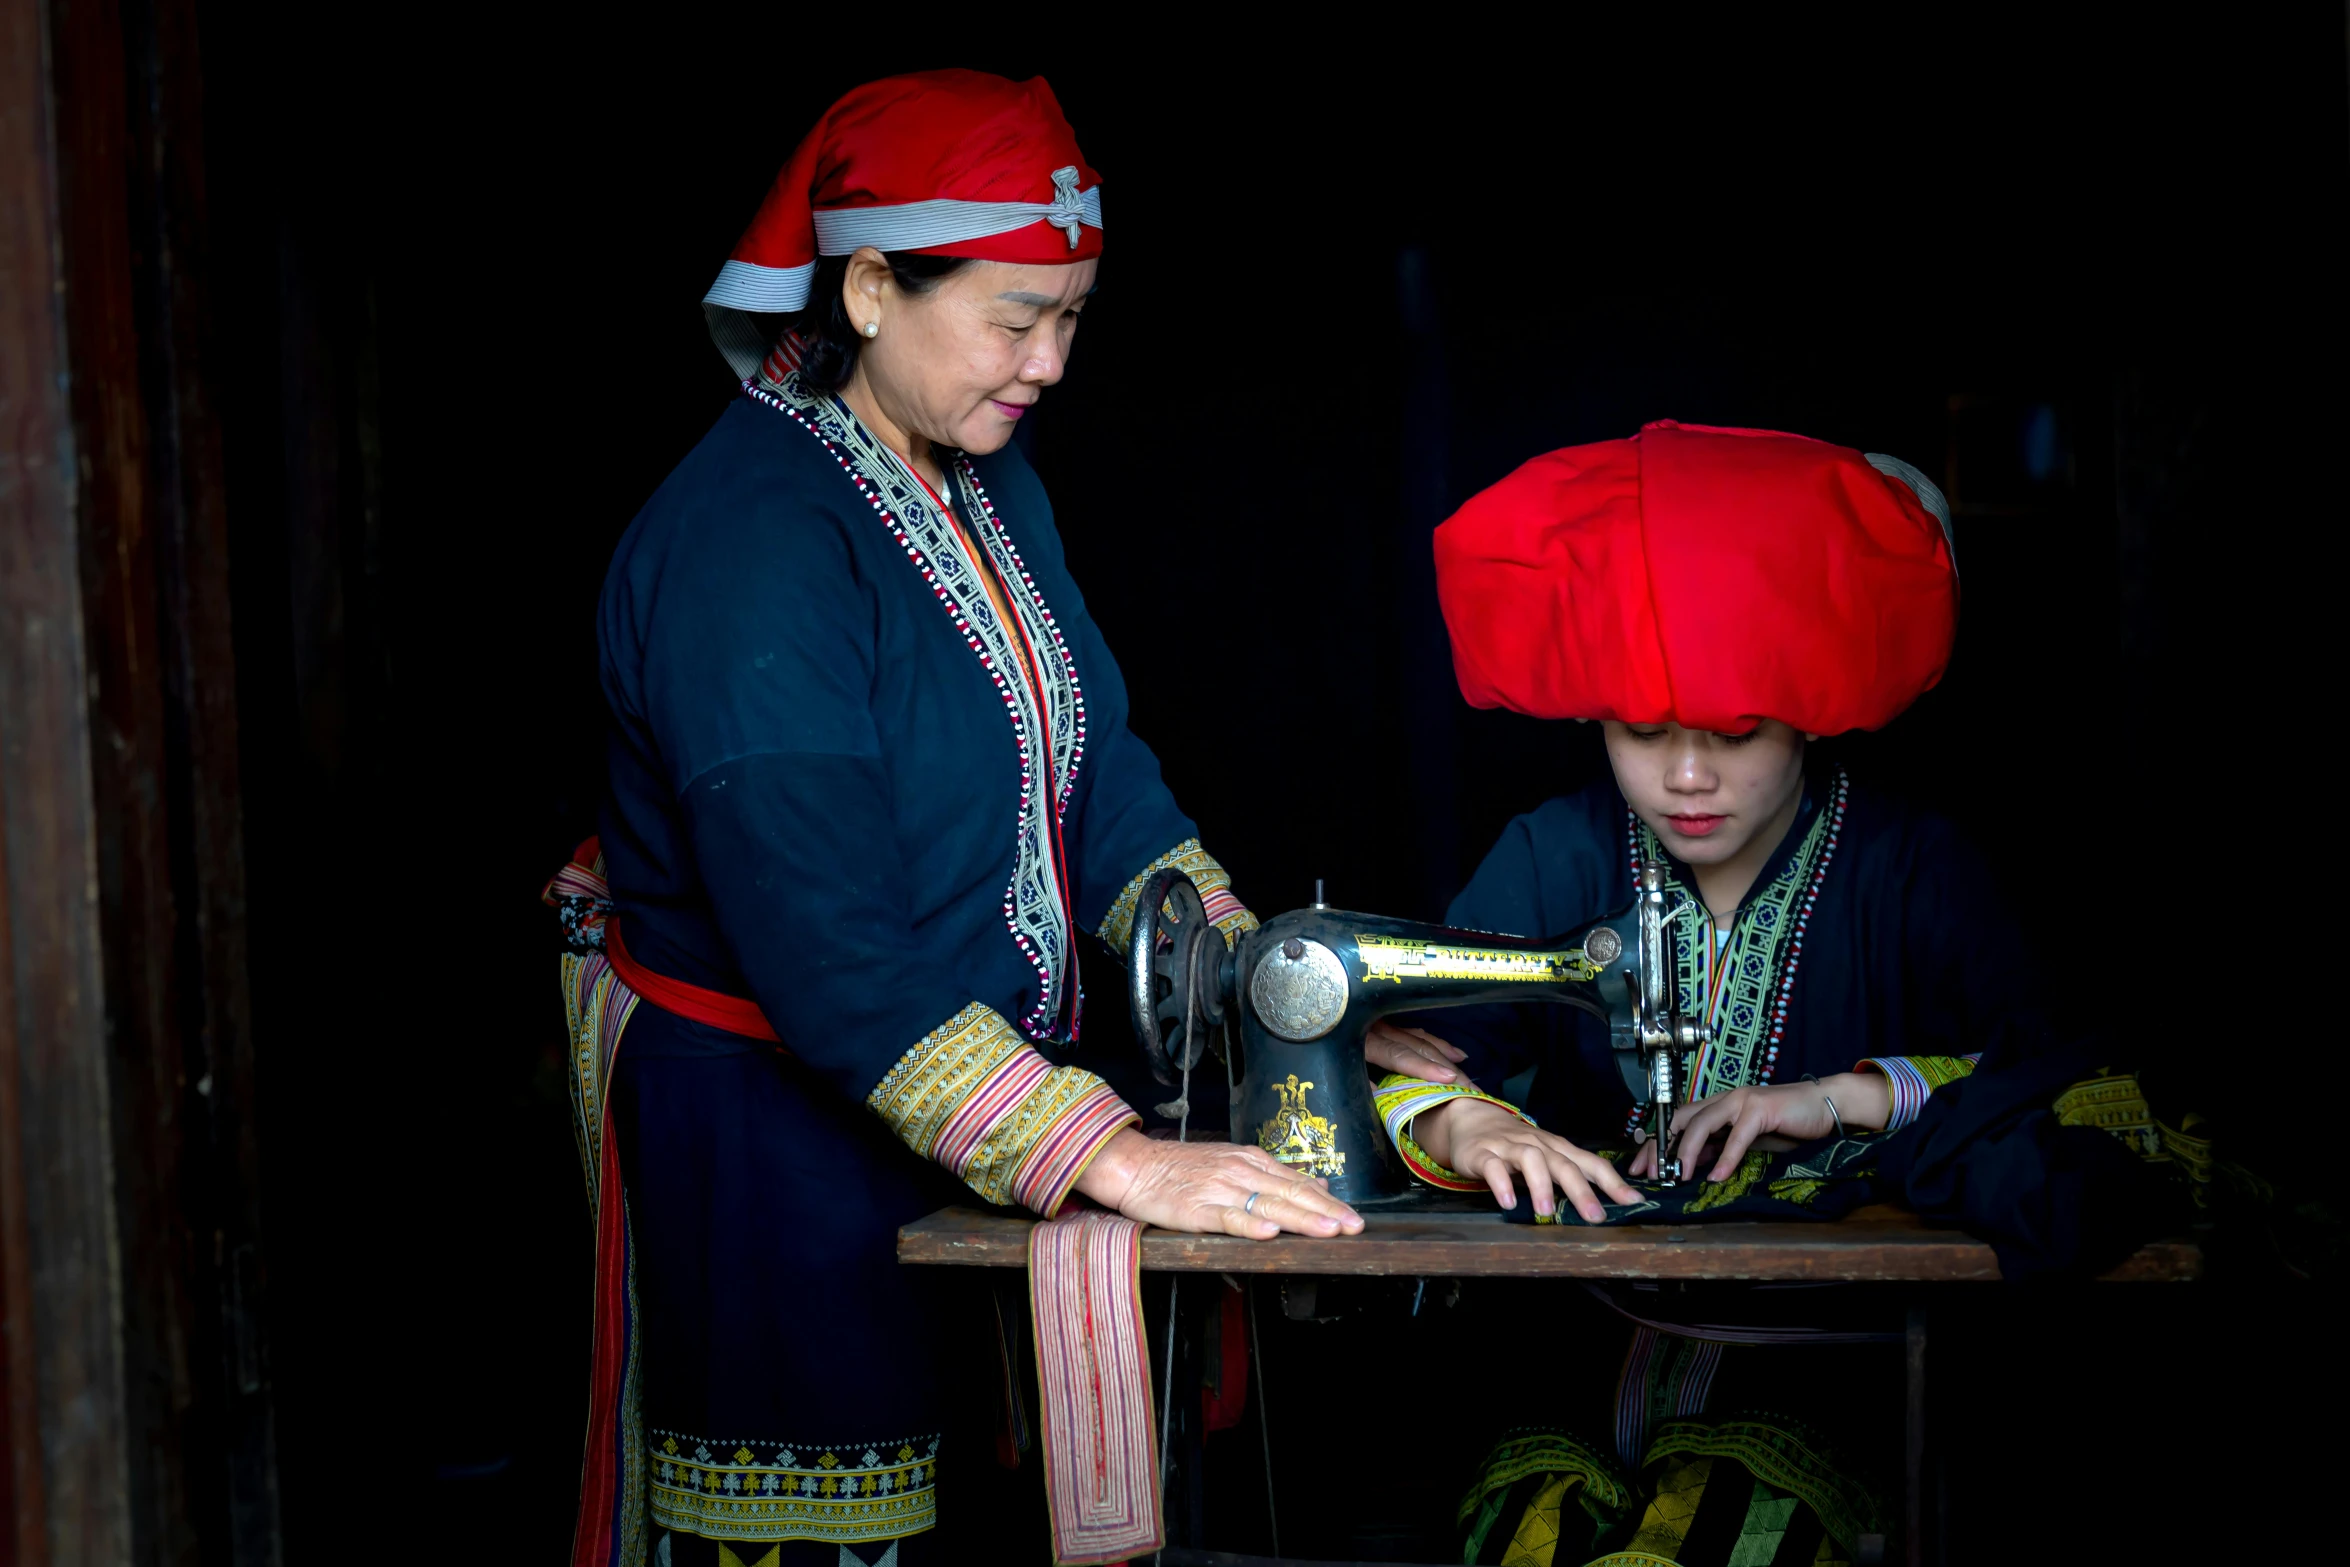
[1386,771,2048,1161]
[599,378,1246,1215]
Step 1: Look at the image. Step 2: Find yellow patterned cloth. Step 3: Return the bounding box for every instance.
[1621,1454,1714,1559]
[1099,837,1258,955]
[1682,1148,1773,1214]
[1457,1429,1634,1565]
[1462,1415,1880,1567]
[2053,1072,2214,1200]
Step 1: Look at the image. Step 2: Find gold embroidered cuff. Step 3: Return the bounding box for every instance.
[1371,1072,1536,1191]
[1100,838,1253,955]
[866,1002,1139,1212]
[1855,1052,1981,1130]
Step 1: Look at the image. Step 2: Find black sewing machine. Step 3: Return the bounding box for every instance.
[1129,865,1702,1207]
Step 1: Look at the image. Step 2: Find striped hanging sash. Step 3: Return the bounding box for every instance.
[544,839,789,1567]
[547,844,1164,1566]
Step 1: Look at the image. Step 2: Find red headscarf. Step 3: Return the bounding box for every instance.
[702,71,1101,377]
[1434,421,1958,736]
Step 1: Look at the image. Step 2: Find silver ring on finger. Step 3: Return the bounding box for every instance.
[1243,1191,1262,1215]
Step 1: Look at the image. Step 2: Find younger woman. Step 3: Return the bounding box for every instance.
[1365,421,2035,1223]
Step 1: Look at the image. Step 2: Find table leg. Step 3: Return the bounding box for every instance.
[1249,1278,1281,1558]
[1160,1270,1183,1536]
[1904,1303,1928,1567]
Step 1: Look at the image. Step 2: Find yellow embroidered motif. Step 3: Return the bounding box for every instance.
[648,1428,941,1546]
[1684,1148,1772,1213]
[2052,1071,2215,1202]
[1768,1176,1830,1207]
[1911,1054,1979,1091]
[1626,1454,1714,1555]
[1499,1471,1570,1565]
[1257,1074,1346,1177]
[1640,1417,1884,1551]
[716,1547,780,1567]
[1457,1428,1634,1562]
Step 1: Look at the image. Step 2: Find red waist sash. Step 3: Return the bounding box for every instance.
[606,919,780,1044]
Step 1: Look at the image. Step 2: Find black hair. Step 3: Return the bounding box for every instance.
[787,251,975,392]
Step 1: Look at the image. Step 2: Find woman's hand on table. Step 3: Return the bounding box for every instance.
[1073,1128,1364,1240]
[1628,1071,1893,1183]
[1364,1021,1468,1084]
[1412,1098,1639,1223]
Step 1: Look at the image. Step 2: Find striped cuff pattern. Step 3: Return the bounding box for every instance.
[869,1002,1140,1213]
[1099,838,1257,956]
[1854,1052,1983,1130]
[1371,1072,1537,1191]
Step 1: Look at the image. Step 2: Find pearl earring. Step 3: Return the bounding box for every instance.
[862,321,879,338]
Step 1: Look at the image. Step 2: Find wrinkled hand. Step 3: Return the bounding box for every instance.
[1628,1072,1892,1183]
[1073,1128,1364,1239]
[1414,1098,1640,1223]
[1365,1020,1468,1084]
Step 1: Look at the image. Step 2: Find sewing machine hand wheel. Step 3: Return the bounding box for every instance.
[1128,868,1229,1086]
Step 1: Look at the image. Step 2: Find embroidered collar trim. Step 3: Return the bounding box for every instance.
[1625,769,1850,1105]
[742,374,1090,1039]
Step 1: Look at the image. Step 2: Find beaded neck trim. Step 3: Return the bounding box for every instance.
[1620,769,1849,1134]
[741,375,1090,1040]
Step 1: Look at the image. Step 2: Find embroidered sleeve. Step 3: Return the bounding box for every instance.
[1373,1072,1537,1191]
[868,1002,1139,1213]
[1854,1052,1983,1131]
[1098,837,1258,955]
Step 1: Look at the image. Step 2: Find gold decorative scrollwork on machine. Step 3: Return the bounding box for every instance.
[1354,935,1604,986]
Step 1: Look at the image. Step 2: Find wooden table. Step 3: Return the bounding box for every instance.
[898,1202,2202,1283]
[901,1204,2198,1566]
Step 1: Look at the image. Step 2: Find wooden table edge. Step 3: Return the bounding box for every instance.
[895,1207,2202,1283]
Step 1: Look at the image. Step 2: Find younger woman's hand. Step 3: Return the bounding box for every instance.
[1631,1072,1892,1183]
[1364,1021,1468,1084]
[1414,1098,1640,1223]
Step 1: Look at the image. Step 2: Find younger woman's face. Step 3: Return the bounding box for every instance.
[1601,719,1808,866]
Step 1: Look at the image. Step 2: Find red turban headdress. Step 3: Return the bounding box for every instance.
[1434,421,1958,736]
[702,70,1102,377]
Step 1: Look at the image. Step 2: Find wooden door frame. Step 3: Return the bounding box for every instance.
[2,0,280,1560]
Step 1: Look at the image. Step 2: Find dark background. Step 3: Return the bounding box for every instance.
[185,10,2345,1562]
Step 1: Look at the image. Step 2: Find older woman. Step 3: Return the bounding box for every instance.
[558,71,1359,1567]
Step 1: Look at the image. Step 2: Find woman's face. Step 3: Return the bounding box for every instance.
[1601,719,1808,866]
[848,252,1097,456]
